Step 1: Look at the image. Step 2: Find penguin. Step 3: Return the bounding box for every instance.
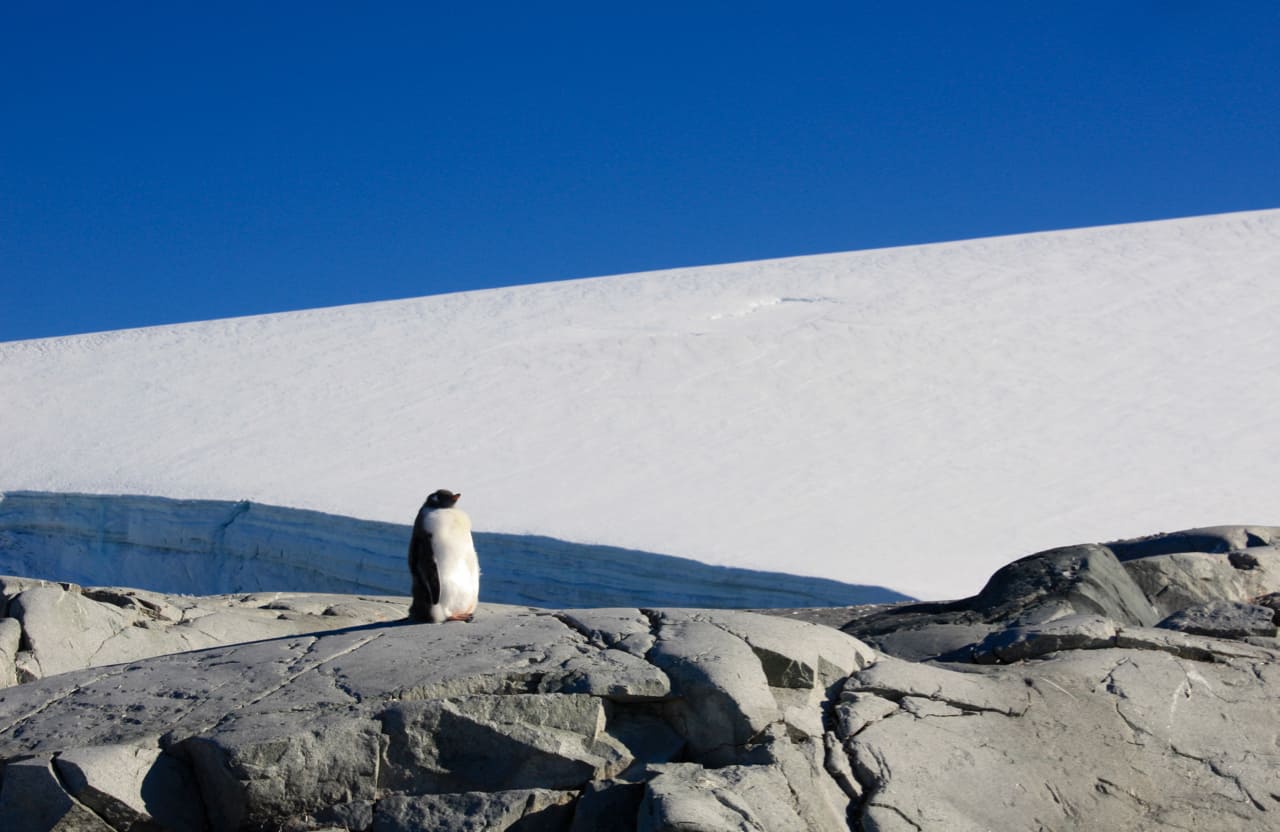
[407,489,480,623]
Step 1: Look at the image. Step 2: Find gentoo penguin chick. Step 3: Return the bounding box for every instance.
[407,489,480,623]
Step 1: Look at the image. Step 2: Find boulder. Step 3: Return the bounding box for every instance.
[638,762,812,832]
[373,789,576,832]
[0,755,114,832]
[1123,548,1280,617]
[0,579,412,682]
[52,743,206,831]
[0,617,20,688]
[1157,600,1278,640]
[379,694,631,794]
[971,614,1119,664]
[969,543,1159,627]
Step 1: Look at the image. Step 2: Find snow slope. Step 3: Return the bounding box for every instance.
[2,210,1278,599]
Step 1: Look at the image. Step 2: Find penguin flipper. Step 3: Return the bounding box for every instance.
[408,521,442,621]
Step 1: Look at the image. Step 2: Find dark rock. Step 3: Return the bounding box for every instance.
[971,614,1118,664]
[1156,600,1278,639]
[1106,525,1280,560]
[569,780,645,832]
[1254,592,1280,623]
[971,544,1159,627]
[1229,550,1262,570]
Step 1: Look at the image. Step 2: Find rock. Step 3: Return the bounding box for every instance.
[0,755,114,832]
[971,543,1160,627]
[847,655,1029,716]
[7,586,136,678]
[1123,549,1280,617]
[2,521,1280,831]
[52,743,206,831]
[834,691,899,739]
[569,780,646,832]
[0,617,20,688]
[842,647,1278,830]
[379,694,631,794]
[643,611,786,763]
[373,789,576,832]
[181,711,382,831]
[1157,600,1278,639]
[0,579,411,682]
[1254,592,1280,623]
[1106,525,1280,559]
[644,608,868,765]
[638,762,812,832]
[0,602,873,831]
[971,614,1119,664]
[1114,624,1279,663]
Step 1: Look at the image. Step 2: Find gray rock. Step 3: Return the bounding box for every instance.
[972,614,1119,664]
[1157,600,1278,639]
[846,655,1029,717]
[7,586,136,678]
[379,694,631,794]
[644,611,785,763]
[1,579,412,682]
[1114,624,1279,663]
[569,779,646,832]
[181,711,382,832]
[553,608,657,657]
[0,755,114,832]
[0,602,874,831]
[1106,525,1280,559]
[0,617,20,688]
[971,543,1160,627]
[373,789,576,832]
[1123,549,1280,617]
[638,762,811,832]
[52,743,206,832]
[842,647,1279,830]
[834,692,900,739]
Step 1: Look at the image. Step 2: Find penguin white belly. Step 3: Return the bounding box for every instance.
[424,508,479,622]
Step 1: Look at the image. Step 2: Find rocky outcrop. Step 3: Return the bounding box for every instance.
[0,603,873,832]
[0,524,1278,830]
[0,576,410,685]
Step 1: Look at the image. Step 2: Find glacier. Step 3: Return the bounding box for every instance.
[0,491,907,608]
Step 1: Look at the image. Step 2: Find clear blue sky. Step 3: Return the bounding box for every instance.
[3,3,1277,341]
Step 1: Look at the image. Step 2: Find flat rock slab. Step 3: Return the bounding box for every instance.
[839,647,1280,831]
[0,576,415,686]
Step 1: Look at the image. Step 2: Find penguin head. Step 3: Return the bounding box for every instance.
[425,489,461,509]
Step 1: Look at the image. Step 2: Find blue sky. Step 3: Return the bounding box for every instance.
[3,3,1277,341]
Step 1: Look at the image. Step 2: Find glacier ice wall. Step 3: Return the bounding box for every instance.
[0,491,910,608]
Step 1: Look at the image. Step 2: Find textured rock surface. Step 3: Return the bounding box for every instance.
[1,523,1279,830]
[0,576,411,687]
[0,604,870,832]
